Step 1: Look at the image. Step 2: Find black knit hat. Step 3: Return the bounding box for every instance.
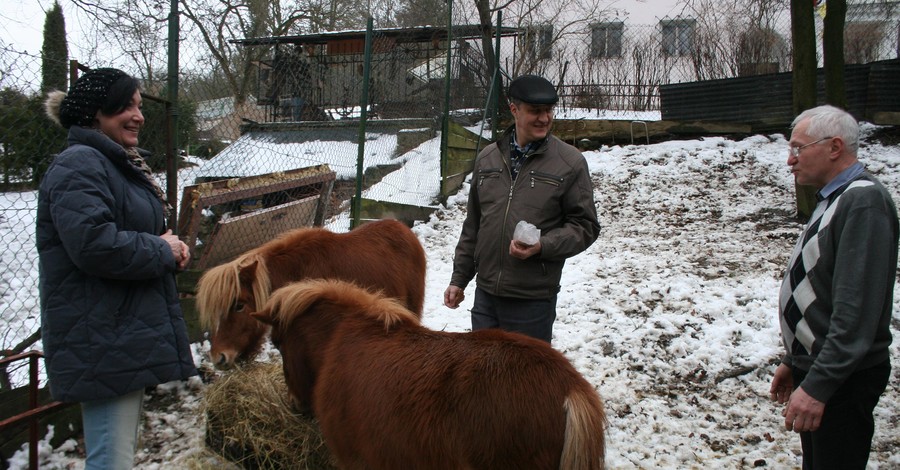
[507,75,558,105]
[58,68,130,128]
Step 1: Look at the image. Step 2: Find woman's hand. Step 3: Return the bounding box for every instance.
[160,230,190,270]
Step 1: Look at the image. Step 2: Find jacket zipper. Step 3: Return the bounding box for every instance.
[479,168,503,186]
[530,171,563,188]
[496,149,525,291]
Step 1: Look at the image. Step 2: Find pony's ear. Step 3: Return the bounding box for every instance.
[251,308,274,325]
[238,259,259,284]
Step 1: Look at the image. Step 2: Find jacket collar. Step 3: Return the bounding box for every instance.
[499,125,550,157]
[66,125,158,191]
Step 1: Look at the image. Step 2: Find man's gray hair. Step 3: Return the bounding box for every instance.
[791,105,859,154]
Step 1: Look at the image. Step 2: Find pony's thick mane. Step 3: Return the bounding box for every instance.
[196,252,272,331]
[267,279,418,330]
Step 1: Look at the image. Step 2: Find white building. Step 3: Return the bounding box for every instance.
[489,0,899,110]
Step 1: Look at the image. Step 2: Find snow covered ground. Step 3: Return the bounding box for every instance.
[3,122,899,469]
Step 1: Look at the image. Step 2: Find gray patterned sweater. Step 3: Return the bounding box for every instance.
[778,171,897,403]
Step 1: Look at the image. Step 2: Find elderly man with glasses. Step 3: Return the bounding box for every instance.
[771,104,897,469]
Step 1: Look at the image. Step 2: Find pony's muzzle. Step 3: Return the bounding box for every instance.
[210,350,237,370]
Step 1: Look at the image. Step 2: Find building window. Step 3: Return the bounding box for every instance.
[590,22,624,58]
[525,24,554,60]
[660,18,695,56]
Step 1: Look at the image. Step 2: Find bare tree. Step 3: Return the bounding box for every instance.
[675,0,790,81]
[303,0,371,31]
[70,0,170,88]
[69,0,371,104]
[504,0,609,79]
[628,33,670,111]
[844,21,884,64]
[737,26,789,76]
[473,0,514,105]
[178,0,318,106]
[791,0,817,220]
[392,0,449,27]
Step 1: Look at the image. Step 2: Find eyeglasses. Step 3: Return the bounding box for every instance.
[789,136,833,157]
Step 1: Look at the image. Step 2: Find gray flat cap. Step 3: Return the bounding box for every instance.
[508,75,558,105]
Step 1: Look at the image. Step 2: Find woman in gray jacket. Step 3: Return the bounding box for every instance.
[38,68,197,469]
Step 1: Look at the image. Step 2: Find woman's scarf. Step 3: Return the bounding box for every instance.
[124,146,171,218]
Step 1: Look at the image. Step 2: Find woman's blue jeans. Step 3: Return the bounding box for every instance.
[80,388,144,470]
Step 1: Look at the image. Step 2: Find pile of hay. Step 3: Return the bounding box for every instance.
[203,361,337,469]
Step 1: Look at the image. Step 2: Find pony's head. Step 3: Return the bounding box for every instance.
[252,279,417,346]
[251,279,417,412]
[196,252,273,369]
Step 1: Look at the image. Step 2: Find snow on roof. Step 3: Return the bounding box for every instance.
[195,127,398,181]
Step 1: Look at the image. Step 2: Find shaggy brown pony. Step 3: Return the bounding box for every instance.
[253,279,607,470]
[195,219,426,369]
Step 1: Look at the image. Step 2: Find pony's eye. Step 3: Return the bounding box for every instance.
[233,302,245,312]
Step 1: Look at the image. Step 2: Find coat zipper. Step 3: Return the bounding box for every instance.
[530,171,563,188]
[496,150,524,291]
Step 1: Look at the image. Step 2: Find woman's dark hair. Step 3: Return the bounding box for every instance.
[99,75,141,118]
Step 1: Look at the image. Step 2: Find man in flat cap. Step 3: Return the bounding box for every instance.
[443,74,600,344]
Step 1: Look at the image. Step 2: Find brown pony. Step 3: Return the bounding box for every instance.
[195,219,426,369]
[252,279,607,470]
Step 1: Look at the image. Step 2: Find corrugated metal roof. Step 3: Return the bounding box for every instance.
[230,25,522,46]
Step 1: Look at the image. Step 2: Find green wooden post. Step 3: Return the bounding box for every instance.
[352,17,375,229]
[167,0,180,230]
[440,0,453,191]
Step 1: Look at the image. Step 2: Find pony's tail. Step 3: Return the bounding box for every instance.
[560,387,607,470]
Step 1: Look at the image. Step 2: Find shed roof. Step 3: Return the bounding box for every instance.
[230,24,522,47]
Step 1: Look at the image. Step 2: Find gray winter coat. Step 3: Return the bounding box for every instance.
[37,126,197,403]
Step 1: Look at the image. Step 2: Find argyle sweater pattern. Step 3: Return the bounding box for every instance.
[778,172,897,403]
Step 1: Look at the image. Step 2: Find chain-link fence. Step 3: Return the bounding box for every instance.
[0,2,516,388]
[0,46,59,392]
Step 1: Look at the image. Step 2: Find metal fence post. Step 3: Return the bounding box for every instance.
[439,0,453,187]
[166,0,180,231]
[352,17,375,229]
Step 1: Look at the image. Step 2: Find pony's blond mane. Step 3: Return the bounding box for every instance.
[196,252,272,332]
[267,279,418,331]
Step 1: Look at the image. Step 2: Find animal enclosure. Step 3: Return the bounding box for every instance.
[177,164,336,271]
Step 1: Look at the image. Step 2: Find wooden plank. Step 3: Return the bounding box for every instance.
[658,120,752,134]
[444,148,477,174]
[442,122,489,198]
[447,121,487,150]
[184,170,334,207]
[551,119,752,142]
[313,178,335,226]
[198,196,319,269]
[177,165,335,253]
[441,174,469,198]
[358,198,437,225]
[873,112,900,126]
